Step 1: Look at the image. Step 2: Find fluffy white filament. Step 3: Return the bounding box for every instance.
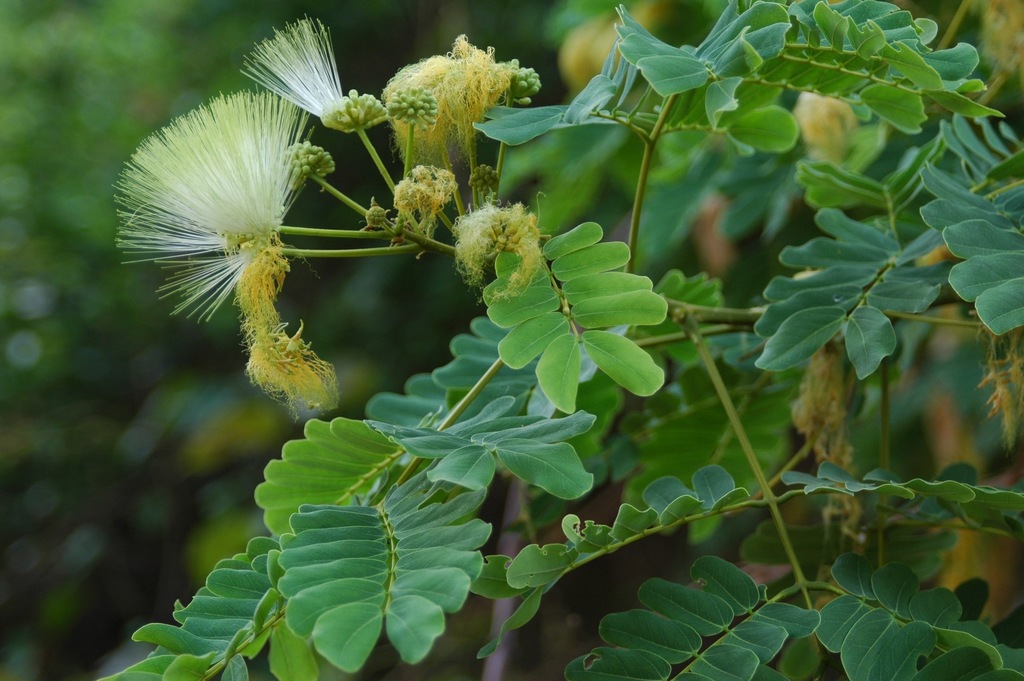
[242,18,346,121]
[116,91,307,320]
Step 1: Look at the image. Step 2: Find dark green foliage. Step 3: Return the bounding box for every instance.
[90,1,1024,680]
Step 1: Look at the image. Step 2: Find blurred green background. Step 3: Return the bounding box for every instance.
[1,0,1017,679]
[0,1,566,677]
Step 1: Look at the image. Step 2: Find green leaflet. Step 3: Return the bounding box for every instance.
[844,305,896,379]
[277,476,489,671]
[565,556,819,680]
[757,208,946,374]
[474,105,568,145]
[256,418,400,535]
[485,222,666,409]
[915,117,1024,333]
[819,554,1023,681]
[581,330,664,397]
[725,105,799,153]
[756,305,847,372]
[268,622,317,681]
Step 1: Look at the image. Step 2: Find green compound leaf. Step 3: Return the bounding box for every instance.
[536,333,582,413]
[582,330,665,396]
[114,540,283,681]
[278,477,489,672]
[844,305,897,379]
[566,556,820,681]
[486,220,665,405]
[369,397,595,497]
[255,418,401,535]
[818,553,1023,681]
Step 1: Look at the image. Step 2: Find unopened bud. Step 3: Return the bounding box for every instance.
[322,90,388,132]
[507,59,541,105]
[365,200,389,230]
[288,141,335,185]
[469,164,499,194]
[386,86,439,128]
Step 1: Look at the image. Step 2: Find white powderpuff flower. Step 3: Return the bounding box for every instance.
[243,18,346,125]
[116,91,307,320]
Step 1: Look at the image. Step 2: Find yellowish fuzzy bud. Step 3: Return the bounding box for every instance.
[384,36,513,164]
[245,320,339,415]
[232,235,338,415]
[393,165,457,236]
[454,203,541,297]
[791,342,852,466]
[980,327,1024,447]
[234,236,290,332]
[792,92,859,164]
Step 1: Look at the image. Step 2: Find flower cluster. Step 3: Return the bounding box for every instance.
[116,91,337,413]
[119,16,534,416]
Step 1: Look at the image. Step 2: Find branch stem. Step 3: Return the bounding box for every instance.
[356,127,396,192]
[685,316,812,607]
[626,94,677,273]
[310,175,368,215]
[282,244,421,258]
[278,226,387,240]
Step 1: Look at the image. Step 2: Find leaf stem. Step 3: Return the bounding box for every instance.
[309,175,368,215]
[877,357,891,566]
[282,244,422,258]
[403,123,416,179]
[356,127,396,192]
[685,316,813,608]
[495,142,508,186]
[937,0,972,51]
[668,300,763,325]
[986,175,1024,199]
[278,226,387,240]
[443,153,467,217]
[885,310,979,328]
[397,227,458,257]
[626,94,677,274]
